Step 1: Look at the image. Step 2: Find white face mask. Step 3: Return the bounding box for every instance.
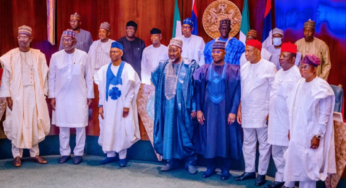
[273,37,282,46]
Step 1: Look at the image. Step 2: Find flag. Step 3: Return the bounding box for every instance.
[191,0,198,35]
[262,0,273,48]
[240,0,250,45]
[172,0,182,38]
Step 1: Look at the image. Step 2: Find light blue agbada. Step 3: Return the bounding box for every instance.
[151,58,199,165]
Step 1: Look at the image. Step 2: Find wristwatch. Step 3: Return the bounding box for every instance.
[315,135,321,139]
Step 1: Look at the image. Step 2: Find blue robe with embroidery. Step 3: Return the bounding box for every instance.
[151,59,199,161]
[204,38,245,65]
[193,63,242,159]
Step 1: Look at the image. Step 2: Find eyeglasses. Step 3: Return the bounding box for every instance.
[182,26,191,29]
[299,64,310,70]
[212,50,222,54]
[17,36,30,40]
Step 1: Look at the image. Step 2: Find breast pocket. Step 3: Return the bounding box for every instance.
[72,63,81,75]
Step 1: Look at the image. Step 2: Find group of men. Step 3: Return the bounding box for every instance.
[0,12,336,188]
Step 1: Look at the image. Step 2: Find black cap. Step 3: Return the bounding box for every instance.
[126,20,137,28]
[150,28,161,34]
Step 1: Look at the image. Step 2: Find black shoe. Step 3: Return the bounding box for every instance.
[220,169,231,180]
[265,181,285,188]
[99,157,117,165]
[73,156,83,164]
[59,155,71,164]
[255,174,266,186]
[234,172,256,181]
[202,166,216,178]
[119,159,127,167]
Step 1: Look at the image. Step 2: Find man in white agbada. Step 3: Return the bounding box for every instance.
[140,28,168,84]
[176,18,205,66]
[88,22,115,76]
[266,43,301,188]
[240,30,272,66]
[95,41,141,167]
[49,29,94,165]
[235,39,276,186]
[266,28,301,70]
[284,54,336,188]
[0,25,50,167]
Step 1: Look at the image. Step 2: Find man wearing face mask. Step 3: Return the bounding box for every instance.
[58,13,93,53]
[295,19,331,81]
[117,21,146,78]
[151,39,199,174]
[176,18,205,66]
[204,19,245,65]
[88,22,115,77]
[0,25,50,167]
[140,28,168,85]
[49,29,94,165]
[267,28,301,70]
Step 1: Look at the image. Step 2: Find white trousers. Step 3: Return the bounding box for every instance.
[12,144,39,158]
[106,149,127,159]
[299,181,316,188]
[59,127,86,156]
[273,145,295,187]
[243,127,271,175]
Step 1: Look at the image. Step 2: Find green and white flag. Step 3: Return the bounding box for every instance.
[172,0,182,38]
[240,0,250,45]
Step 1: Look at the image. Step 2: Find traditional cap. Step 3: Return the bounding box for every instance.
[18,25,32,36]
[126,20,137,28]
[111,41,123,51]
[302,54,321,67]
[212,41,226,49]
[220,19,231,26]
[100,22,111,31]
[281,42,297,54]
[247,29,257,38]
[246,39,262,51]
[150,28,161,34]
[70,13,81,20]
[272,28,283,36]
[304,19,315,29]
[62,29,76,38]
[183,18,194,27]
[169,38,183,49]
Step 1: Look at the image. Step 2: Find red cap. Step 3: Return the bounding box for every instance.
[246,39,262,51]
[281,42,297,54]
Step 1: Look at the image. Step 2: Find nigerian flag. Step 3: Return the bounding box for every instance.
[172,0,182,38]
[240,0,250,45]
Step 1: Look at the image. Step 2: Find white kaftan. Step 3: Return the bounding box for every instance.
[176,35,205,66]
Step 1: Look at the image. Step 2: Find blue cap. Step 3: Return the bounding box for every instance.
[183,18,194,27]
[111,42,123,51]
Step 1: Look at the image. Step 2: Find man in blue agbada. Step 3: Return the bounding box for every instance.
[204,19,245,65]
[194,41,242,180]
[151,38,199,174]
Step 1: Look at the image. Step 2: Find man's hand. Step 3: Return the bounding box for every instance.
[50,98,56,111]
[191,111,197,118]
[237,103,242,124]
[6,97,13,110]
[87,99,93,106]
[197,110,205,125]
[123,107,130,118]
[310,136,320,149]
[228,113,236,125]
[99,106,104,119]
[288,130,290,141]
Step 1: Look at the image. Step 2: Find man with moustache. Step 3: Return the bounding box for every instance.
[117,21,145,77]
[88,22,115,76]
[58,13,93,53]
[140,28,168,84]
[0,25,50,167]
[204,19,244,65]
[151,39,199,174]
[49,29,94,165]
[176,18,205,66]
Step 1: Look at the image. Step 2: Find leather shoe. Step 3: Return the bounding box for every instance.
[265,181,285,188]
[59,155,71,164]
[119,159,127,167]
[73,156,83,164]
[202,166,216,178]
[99,157,117,165]
[13,157,21,167]
[255,174,266,186]
[32,155,47,164]
[221,169,231,180]
[161,161,178,172]
[234,172,256,181]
